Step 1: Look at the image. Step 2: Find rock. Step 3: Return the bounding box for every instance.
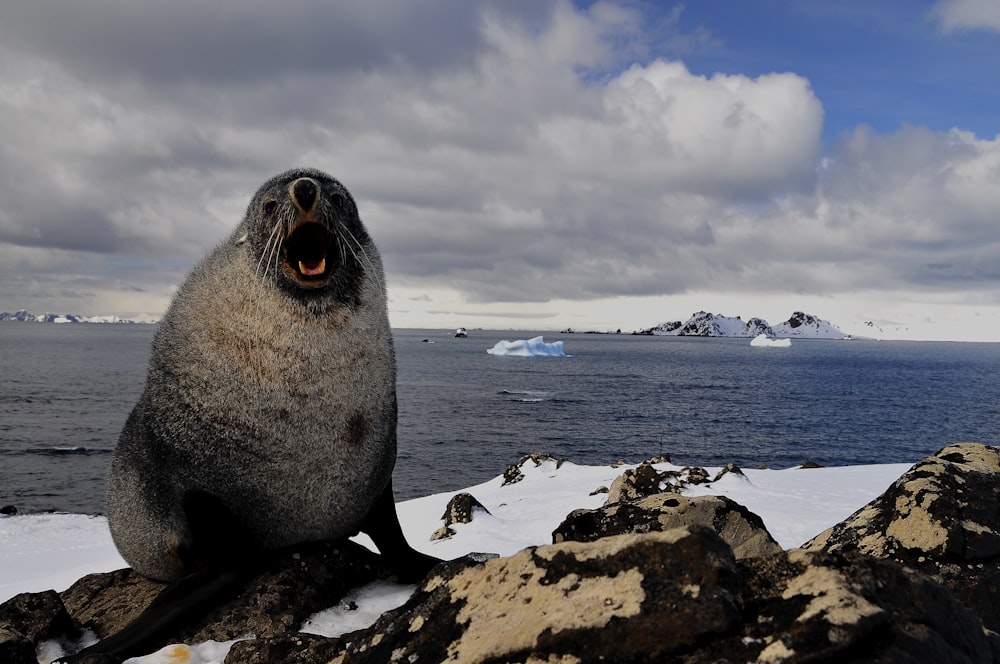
[799,461,823,469]
[0,589,77,643]
[430,526,456,541]
[685,465,711,485]
[606,462,668,502]
[713,462,745,482]
[803,442,1000,631]
[225,633,343,664]
[440,493,491,526]
[605,463,712,503]
[328,527,745,663]
[553,493,783,560]
[735,548,1000,663]
[502,453,566,486]
[0,627,36,664]
[315,527,1000,663]
[501,464,524,485]
[1,505,17,515]
[44,540,389,659]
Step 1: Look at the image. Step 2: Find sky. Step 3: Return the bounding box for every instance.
[1,0,999,340]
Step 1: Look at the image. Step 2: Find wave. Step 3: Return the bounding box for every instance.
[499,389,555,403]
[33,446,112,457]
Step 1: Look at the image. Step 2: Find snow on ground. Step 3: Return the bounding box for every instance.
[486,336,567,357]
[2,458,913,664]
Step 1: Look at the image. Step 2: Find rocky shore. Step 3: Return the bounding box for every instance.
[3,443,1000,663]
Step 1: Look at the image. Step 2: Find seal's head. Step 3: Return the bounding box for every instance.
[237,168,376,309]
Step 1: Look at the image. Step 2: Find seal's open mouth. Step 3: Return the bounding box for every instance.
[285,222,332,283]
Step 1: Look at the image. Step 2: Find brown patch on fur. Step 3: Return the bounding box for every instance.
[345,413,369,447]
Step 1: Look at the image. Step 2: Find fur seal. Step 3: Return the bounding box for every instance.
[62,168,439,662]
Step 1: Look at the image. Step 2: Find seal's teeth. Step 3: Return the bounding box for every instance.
[298,257,326,277]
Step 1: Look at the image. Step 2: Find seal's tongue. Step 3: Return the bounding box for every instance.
[298,256,326,276]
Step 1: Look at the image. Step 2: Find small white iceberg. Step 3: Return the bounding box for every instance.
[750,333,791,348]
[486,336,567,357]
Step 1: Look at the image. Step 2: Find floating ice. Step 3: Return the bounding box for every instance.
[750,334,792,348]
[486,336,566,357]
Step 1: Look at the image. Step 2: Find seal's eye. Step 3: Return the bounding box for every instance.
[262,200,277,216]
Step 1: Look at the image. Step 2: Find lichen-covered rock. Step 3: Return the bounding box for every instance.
[316,527,1000,664]
[803,442,1000,631]
[553,492,782,560]
[734,548,1000,663]
[502,453,566,486]
[328,526,744,664]
[441,493,491,526]
[605,463,676,502]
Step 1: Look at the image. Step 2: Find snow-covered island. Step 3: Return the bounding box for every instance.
[637,310,849,339]
[0,310,150,324]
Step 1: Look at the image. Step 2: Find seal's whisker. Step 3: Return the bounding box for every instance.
[256,220,282,279]
[341,227,383,290]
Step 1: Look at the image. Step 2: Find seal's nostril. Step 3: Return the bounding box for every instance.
[292,178,317,213]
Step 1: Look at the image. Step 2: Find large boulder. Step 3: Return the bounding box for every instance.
[803,443,1000,631]
[553,492,782,560]
[0,540,390,663]
[312,526,1000,663]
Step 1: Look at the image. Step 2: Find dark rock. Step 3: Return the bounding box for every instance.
[713,462,745,482]
[606,463,719,503]
[730,548,1000,663]
[685,465,711,484]
[804,442,1000,632]
[1,505,17,515]
[554,492,782,560]
[0,589,77,643]
[502,453,566,486]
[311,527,1000,663]
[440,493,491,526]
[0,627,36,664]
[606,462,669,502]
[225,633,343,664]
[800,461,823,469]
[501,464,524,485]
[54,540,389,658]
[430,526,457,541]
[328,527,745,663]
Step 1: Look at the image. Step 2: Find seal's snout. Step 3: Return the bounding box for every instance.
[291,177,318,214]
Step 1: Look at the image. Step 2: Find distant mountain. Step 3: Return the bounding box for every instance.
[636,311,848,339]
[0,310,148,324]
[771,311,847,338]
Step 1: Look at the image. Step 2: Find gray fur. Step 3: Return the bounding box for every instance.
[107,169,397,582]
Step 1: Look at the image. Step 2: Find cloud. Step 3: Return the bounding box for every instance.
[931,0,1000,32]
[0,0,998,326]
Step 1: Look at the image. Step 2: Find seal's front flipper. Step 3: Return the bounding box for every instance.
[360,481,442,583]
[57,491,256,663]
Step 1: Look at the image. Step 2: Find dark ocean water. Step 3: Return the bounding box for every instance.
[2,323,999,514]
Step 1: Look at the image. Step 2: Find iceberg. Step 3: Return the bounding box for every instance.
[486,336,566,357]
[750,334,791,348]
